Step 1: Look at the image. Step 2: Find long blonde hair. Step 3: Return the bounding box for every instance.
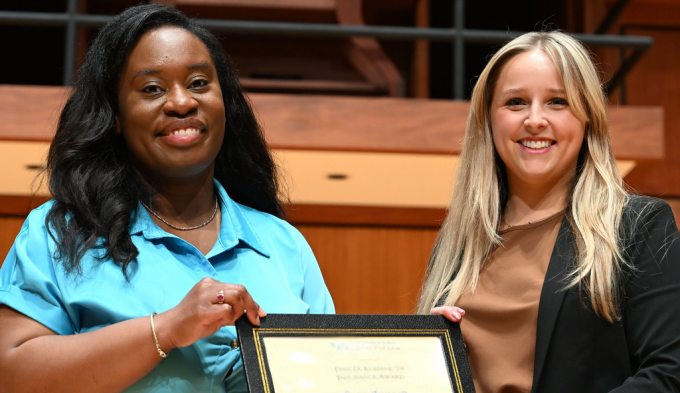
[417,31,629,322]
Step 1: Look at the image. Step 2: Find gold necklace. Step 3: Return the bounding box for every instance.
[141,196,219,231]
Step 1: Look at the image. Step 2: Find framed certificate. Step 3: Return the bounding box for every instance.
[235,314,474,393]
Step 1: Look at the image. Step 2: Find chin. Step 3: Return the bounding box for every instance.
[143,162,215,182]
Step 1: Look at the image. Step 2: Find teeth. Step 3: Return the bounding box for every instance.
[171,128,200,136]
[522,140,551,149]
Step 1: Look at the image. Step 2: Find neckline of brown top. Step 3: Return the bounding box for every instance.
[500,209,566,235]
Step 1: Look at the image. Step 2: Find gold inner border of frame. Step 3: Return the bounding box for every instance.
[250,328,464,393]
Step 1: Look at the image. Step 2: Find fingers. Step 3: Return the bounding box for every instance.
[230,285,264,326]
[430,306,466,322]
[206,281,264,326]
[167,279,267,348]
[214,303,235,323]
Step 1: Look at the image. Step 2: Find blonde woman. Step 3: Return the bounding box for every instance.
[420,31,680,393]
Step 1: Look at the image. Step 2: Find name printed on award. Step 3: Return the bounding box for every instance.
[263,336,454,393]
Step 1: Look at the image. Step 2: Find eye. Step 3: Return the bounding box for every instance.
[190,78,210,89]
[549,97,569,106]
[141,84,164,95]
[504,97,525,108]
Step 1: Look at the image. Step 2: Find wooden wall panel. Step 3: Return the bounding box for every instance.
[587,1,680,197]
[286,204,445,227]
[623,27,680,196]
[0,216,27,266]
[616,1,680,27]
[296,224,439,315]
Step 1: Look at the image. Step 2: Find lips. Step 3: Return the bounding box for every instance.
[518,138,555,150]
[168,128,200,136]
[155,119,207,148]
[157,118,206,137]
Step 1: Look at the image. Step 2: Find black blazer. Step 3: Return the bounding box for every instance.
[532,196,680,393]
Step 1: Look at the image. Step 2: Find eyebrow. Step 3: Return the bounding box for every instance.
[131,68,161,81]
[500,87,566,95]
[187,62,211,71]
[131,62,212,81]
[500,88,525,95]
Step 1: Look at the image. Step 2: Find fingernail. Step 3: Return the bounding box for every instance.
[452,311,461,320]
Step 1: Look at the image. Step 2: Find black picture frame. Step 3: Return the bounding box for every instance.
[235,314,475,393]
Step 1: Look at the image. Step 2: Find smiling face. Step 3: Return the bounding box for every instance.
[490,49,585,191]
[116,26,226,183]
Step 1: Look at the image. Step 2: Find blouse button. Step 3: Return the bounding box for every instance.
[231,339,240,349]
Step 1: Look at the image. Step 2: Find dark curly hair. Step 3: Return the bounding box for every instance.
[46,4,283,277]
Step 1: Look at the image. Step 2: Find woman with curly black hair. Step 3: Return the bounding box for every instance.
[0,4,333,392]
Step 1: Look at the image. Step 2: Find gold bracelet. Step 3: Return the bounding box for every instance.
[150,312,167,358]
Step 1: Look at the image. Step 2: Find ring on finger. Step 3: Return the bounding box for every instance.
[217,290,225,304]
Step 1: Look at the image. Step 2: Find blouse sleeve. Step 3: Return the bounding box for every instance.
[0,205,74,335]
[297,230,335,314]
[612,199,680,392]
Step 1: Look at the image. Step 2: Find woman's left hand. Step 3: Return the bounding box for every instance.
[430,306,466,322]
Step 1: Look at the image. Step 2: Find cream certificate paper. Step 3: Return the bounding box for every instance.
[263,336,454,393]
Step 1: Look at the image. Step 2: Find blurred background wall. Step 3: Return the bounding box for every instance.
[0,0,677,314]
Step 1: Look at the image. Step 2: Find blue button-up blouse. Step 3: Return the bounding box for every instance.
[0,180,335,392]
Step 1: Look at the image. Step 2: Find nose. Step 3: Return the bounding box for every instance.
[524,102,548,131]
[163,85,198,116]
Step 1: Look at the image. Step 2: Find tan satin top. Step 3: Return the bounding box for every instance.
[456,211,564,393]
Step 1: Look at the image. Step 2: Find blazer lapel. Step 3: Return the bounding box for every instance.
[531,217,575,392]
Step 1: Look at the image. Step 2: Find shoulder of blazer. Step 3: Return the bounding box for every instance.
[619,195,670,244]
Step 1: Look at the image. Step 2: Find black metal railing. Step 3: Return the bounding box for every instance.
[0,0,649,100]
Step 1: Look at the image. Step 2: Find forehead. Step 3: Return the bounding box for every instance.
[494,49,565,91]
[123,26,215,75]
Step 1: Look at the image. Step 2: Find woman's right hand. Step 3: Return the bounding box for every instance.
[154,277,266,351]
[430,306,466,322]
[0,277,266,393]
